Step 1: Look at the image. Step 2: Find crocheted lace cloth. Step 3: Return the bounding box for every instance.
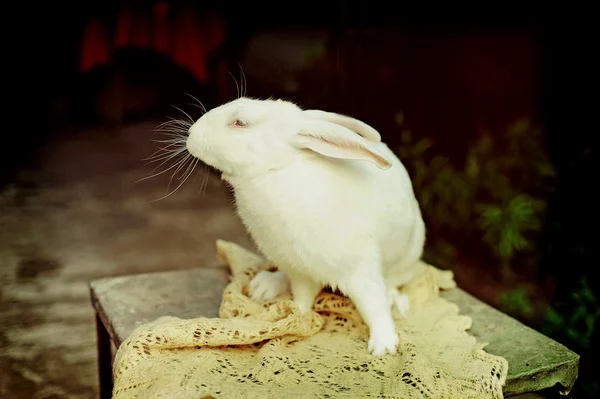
[112,240,508,398]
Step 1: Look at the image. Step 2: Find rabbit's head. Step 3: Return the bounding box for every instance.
[186,97,391,178]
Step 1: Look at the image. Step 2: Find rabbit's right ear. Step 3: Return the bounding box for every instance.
[302,110,382,142]
[289,119,392,170]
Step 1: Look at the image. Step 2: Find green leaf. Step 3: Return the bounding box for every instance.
[465,154,479,180]
[397,146,410,159]
[420,188,431,207]
[567,327,586,343]
[533,161,556,178]
[545,306,565,326]
[430,155,449,170]
[498,237,515,260]
[423,240,458,269]
[477,204,502,228]
[586,309,600,333]
[580,279,597,304]
[400,129,412,144]
[507,118,531,138]
[570,306,587,324]
[396,112,405,126]
[477,133,494,152]
[412,138,433,156]
[499,286,534,316]
[414,161,428,188]
[507,227,529,251]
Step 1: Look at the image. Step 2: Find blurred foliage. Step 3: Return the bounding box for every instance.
[395,112,598,387]
[421,240,457,271]
[499,286,535,317]
[395,112,556,281]
[543,276,600,349]
[543,276,599,397]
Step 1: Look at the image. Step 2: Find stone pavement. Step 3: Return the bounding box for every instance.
[0,119,253,398]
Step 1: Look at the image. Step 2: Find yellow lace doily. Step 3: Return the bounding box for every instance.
[112,240,508,398]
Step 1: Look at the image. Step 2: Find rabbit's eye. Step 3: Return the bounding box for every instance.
[231,119,248,127]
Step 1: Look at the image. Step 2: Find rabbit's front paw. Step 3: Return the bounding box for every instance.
[389,291,410,318]
[249,270,290,301]
[368,325,399,356]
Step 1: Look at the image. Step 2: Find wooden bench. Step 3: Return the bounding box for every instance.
[90,267,579,399]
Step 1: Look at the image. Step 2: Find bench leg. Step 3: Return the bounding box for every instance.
[96,312,113,399]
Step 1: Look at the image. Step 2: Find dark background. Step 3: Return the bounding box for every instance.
[2,1,597,397]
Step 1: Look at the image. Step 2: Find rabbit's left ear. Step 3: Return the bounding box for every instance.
[302,109,382,142]
[289,118,392,170]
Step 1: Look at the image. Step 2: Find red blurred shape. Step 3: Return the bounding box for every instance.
[206,13,226,53]
[80,5,227,85]
[79,18,111,73]
[114,6,133,48]
[129,9,153,48]
[153,2,171,54]
[115,6,153,49]
[172,6,208,83]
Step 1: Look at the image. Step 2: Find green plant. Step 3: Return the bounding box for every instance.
[477,195,545,280]
[421,240,457,271]
[395,112,555,281]
[395,112,597,397]
[499,286,535,317]
[543,276,600,349]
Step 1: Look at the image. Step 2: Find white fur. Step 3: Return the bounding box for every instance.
[186,97,426,356]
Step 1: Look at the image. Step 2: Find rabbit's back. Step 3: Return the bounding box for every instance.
[230,145,424,284]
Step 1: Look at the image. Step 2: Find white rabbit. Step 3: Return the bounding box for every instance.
[186,97,426,356]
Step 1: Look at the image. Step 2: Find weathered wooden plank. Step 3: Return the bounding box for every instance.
[90,268,579,397]
[441,289,579,396]
[90,267,230,346]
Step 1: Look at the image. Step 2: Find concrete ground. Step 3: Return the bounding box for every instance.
[0,119,253,398]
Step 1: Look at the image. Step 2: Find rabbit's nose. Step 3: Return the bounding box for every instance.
[186,127,203,157]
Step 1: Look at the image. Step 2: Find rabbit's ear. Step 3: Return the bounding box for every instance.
[302,109,382,142]
[290,119,392,170]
